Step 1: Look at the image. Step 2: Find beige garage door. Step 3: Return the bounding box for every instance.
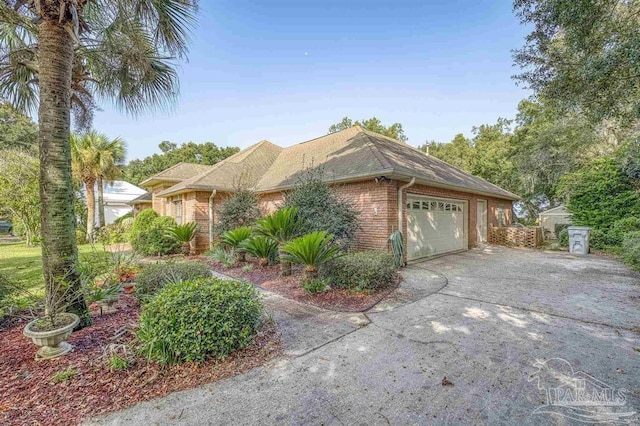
[407,196,466,260]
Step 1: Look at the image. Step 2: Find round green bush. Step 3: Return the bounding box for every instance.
[137,278,264,364]
[322,250,397,291]
[136,261,212,300]
[608,217,640,246]
[622,231,640,271]
[130,210,180,256]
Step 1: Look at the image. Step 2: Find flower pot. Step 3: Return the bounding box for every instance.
[123,283,135,294]
[23,313,80,360]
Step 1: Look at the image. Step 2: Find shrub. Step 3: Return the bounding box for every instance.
[166,222,198,255]
[282,231,342,281]
[137,278,264,364]
[216,190,261,235]
[621,231,640,271]
[558,228,569,246]
[283,168,359,249]
[554,223,570,238]
[221,226,253,261]
[97,217,133,244]
[303,278,330,294]
[206,246,237,268]
[242,236,278,266]
[608,217,640,246]
[323,251,397,291]
[135,261,211,300]
[130,210,181,256]
[255,207,304,276]
[588,229,609,251]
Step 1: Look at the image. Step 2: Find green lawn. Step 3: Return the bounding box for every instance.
[0,241,109,299]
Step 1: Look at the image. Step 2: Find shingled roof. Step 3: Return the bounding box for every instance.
[139,162,211,187]
[150,126,518,200]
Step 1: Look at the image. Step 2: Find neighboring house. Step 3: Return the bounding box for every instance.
[539,205,573,239]
[140,126,518,260]
[93,181,147,226]
[129,192,153,216]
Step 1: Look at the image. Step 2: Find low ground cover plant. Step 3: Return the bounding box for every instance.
[137,278,264,364]
[135,261,211,300]
[323,251,397,291]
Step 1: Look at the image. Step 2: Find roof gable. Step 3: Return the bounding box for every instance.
[139,162,212,187]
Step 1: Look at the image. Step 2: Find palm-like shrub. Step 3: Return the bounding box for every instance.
[166,222,198,255]
[221,226,253,262]
[242,236,278,267]
[282,231,342,281]
[255,207,303,276]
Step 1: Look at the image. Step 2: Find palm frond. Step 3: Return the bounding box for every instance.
[281,231,342,268]
[166,222,197,243]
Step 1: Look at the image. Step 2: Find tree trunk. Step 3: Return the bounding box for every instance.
[85,178,96,242]
[278,248,291,276]
[97,176,105,228]
[37,20,91,329]
[304,266,318,281]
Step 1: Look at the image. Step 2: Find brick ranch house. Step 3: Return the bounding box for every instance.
[137,126,517,261]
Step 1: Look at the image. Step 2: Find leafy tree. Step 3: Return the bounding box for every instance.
[328,116,408,142]
[216,190,262,235]
[0,102,38,152]
[558,157,640,230]
[283,168,360,249]
[124,141,239,185]
[0,0,198,327]
[513,0,640,124]
[421,134,475,171]
[0,150,40,245]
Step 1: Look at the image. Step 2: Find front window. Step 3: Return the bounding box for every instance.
[174,200,183,225]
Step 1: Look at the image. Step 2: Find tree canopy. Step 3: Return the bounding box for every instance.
[328,116,408,142]
[124,141,239,185]
[0,102,38,152]
[513,0,640,125]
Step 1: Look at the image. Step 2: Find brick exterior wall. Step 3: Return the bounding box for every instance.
[132,203,151,216]
[151,179,513,257]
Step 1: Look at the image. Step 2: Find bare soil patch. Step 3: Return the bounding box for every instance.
[0,295,282,426]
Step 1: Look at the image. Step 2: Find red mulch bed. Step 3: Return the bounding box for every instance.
[0,295,282,426]
[200,257,400,312]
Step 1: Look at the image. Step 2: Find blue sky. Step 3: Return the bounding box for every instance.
[92,0,531,161]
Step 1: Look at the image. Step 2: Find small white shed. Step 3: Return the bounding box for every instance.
[539,205,573,239]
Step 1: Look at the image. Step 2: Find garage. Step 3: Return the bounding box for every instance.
[406,195,466,260]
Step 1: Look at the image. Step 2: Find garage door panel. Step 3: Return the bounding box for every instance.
[407,196,465,260]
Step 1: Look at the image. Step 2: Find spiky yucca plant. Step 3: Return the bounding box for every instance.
[282,231,342,281]
[220,226,253,262]
[254,207,303,276]
[166,222,198,255]
[242,236,278,267]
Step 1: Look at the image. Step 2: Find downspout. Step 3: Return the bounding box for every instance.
[208,190,217,248]
[397,177,416,235]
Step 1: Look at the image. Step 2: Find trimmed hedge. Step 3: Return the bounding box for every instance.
[322,250,397,291]
[130,210,181,256]
[137,278,264,364]
[136,261,212,300]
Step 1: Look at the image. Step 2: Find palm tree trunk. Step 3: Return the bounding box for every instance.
[85,178,96,242]
[278,248,291,276]
[37,20,91,328]
[304,266,318,281]
[97,176,105,228]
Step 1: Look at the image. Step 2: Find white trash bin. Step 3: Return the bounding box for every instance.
[568,226,590,255]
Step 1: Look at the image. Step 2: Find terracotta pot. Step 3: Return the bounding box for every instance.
[23,313,80,360]
[123,283,135,294]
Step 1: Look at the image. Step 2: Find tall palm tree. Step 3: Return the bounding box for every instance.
[94,134,126,228]
[0,0,197,327]
[71,131,125,240]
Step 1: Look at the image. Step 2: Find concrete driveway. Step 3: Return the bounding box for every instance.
[95,246,640,425]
